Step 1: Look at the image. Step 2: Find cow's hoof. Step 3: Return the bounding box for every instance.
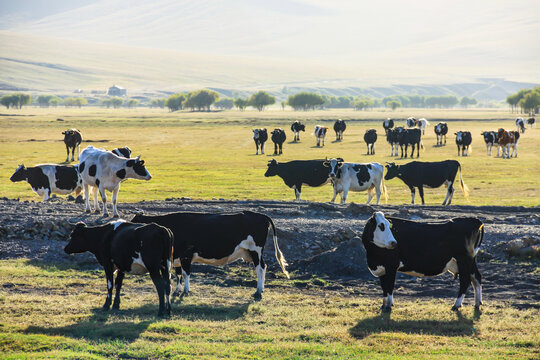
[112,303,120,310]
[172,290,181,298]
[253,291,262,301]
[451,305,461,311]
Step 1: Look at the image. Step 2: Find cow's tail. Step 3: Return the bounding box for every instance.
[474,223,484,257]
[159,225,174,274]
[458,163,469,201]
[267,216,290,279]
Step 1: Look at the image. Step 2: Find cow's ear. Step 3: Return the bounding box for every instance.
[337,157,344,162]
[62,131,66,134]
[126,160,135,167]
[139,160,145,165]
[322,161,329,167]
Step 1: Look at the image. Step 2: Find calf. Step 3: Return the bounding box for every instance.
[265,159,331,200]
[497,128,520,159]
[455,131,472,156]
[397,128,422,158]
[131,211,289,299]
[434,122,448,145]
[313,125,329,147]
[290,121,305,142]
[10,164,82,201]
[480,131,499,156]
[62,129,82,162]
[64,221,174,317]
[252,128,268,155]
[324,158,386,204]
[361,211,484,311]
[79,146,151,217]
[386,127,402,156]
[271,128,286,155]
[112,147,132,158]
[527,117,535,128]
[334,119,346,141]
[364,129,377,155]
[516,118,526,133]
[385,160,469,205]
[417,118,430,135]
[383,118,394,133]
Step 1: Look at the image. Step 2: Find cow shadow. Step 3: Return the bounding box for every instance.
[349,310,477,339]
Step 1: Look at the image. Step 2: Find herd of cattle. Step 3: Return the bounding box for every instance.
[6,115,534,316]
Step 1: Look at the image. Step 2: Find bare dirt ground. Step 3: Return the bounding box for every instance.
[0,197,538,308]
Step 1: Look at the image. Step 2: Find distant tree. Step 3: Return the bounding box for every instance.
[0,95,13,109]
[353,97,374,110]
[214,98,234,110]
[518,88,540,114]
[324,96,354,109]
[287,92,324,111]
[126,99,139,108]
[64,97,87,108]
[49,97,62,107]
[184,89,219,111]
[386,100,401,111]
[234,98,248,111]
[249,91,275,111]
[150,98,166,108]
[165,93,187,111]
[281,100,286,110]
[506,93,519,113]
[109,97,123,109]
[37,95,55,107]
[460,96,478,108]
[102,99,112,108]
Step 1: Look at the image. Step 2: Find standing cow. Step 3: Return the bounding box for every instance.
[455,131,472,156]
[364,129,377,155]
[383,119,394,134]
[406,117,417,128]
[397,128,422,158]
[313,125,329,147]
[271,128,286,155]
[290,121,305,142]
[480,131,499,156]
[324,158,387,204]
[253,128,268,155]
[417,118,430,135]
[527,117,535,128]
[434,122,448,145]
[10,164,82,201]
[62,129,82,162]
[386,127,402,156]
[496,128,520,159]
[334,119,346,141]
[516,118,526,133]
[361,211,484,312]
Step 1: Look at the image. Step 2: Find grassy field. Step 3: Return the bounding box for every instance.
[0,259,538,359]
[0,107,538,206]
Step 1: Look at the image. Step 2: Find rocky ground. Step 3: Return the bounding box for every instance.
[0,197,538,308]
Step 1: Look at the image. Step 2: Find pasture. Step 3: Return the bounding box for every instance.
[0,107,539,207]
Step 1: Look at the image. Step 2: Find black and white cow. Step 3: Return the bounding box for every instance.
[323,158,386,204]
[265,159,331,200]
[64,220,174,317]
[364,129,377,155]
[455,131,472,156]
[386,127,402,156]
[334,119,346,141]
[271,128,286,155]
[397,128,422,158]
[417,118,430,135]
[290,121,305,142]
[361,211,484,311]
[79,146,151,217]
[131,211,289,299]
[383,119,394,133]
[480,131,499,156]
[10,164,82,201]
[62,129,82,162]
[313,125,329,147]
[434,122,448,145]
[406,117,417,128]
[516,118,526,133]
[112,147,132,158]
[252,128,268,155]
[384,160,469,205]
[527,117,535,128]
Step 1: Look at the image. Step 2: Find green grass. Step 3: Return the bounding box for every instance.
[0,259,538,359]
[1,107,538,206]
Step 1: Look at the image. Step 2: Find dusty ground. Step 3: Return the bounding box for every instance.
[0,197,538,308]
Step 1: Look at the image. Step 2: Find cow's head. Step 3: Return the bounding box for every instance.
[125,156,152,180]
[271,128,282,135]
[253,128,266,140]
[64,222,90,254]
[322,158,344,178]
[265,159,279,177]
[455,131,463,142]
[363,212,397,249]
[384,162,400,180]
[10,164,26,182]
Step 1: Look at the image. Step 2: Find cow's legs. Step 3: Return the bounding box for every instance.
[255,142,259,155]
[372,143,375,155]
[103,264,114,310]
[149,270,167,317]
[98,184,108,216]
[84,184,91,212]
[442,181,453,205]
[294,184,302,201]
[404,144,409,158]
[71,146,75,162]
[160,261,171,316]
[181,259,192,295]
[111,185,120,218]
[452,257,472,311]
[172,267,183,297]
[322,136,325,146]
[273,142,278,155]
[330,187,338,203]
[410,186,415,204]
[470,261,482,309]
[366,186,374,204]
[250,250,266,299]
[279,143,283,154]
[443,135,446,144]
[65,144,70,162]
[418,185,425,205]
[92,186,99,212]
[261,142,265,155]
[42,188,51,202]
[379,271,396,312]
[341,189,349,204]
[374,183,382,205]
[112,271,125,310]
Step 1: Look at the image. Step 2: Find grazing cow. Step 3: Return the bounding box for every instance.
[323,158,387,204]
[10,164,82,201]
[131,211,289,299]
[290,121,305,142]
[383,119,394,133]
[406,117,417,128]
[62,129,82,162]
[364,129,377,155]
[386,127,402,156]
[480,131,499,156]
[313,125,329,147]
[455,131,472,156]
[384,160,469,205]
[417,118,430,135]
[265,159,331,200]
[64,221,174,317]
[496,128,520,159]
[271,128,286,155]
[333,119,346,141]
[527,117,535,128]
[112,147,132,158]
[361,211,484,311]
[434,122,448,145]
[397,128,422,158]
[79,146,151,217]
[252,128,268,155]
[516,118,526,133]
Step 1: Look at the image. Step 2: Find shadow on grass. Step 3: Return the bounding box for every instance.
[349,310,477,339]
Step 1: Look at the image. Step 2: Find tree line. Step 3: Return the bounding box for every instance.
[506,87,540,114]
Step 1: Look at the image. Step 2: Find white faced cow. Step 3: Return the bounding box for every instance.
[313,125,328,147]
[323,158,387,205]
